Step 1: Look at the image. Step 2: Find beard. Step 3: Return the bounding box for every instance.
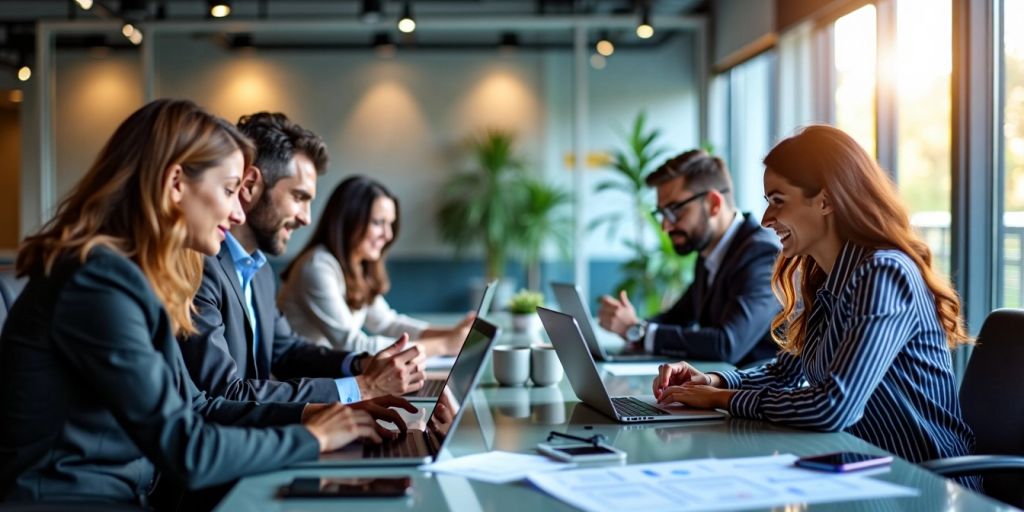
[246,193,297,256]
[669,207,713,256]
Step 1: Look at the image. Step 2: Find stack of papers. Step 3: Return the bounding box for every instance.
[420,451,575,484]
[527,454,916,511]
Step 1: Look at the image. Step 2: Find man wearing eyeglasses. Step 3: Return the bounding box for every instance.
[597,149,781,367]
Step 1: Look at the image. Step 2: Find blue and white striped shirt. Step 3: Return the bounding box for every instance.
[714,242,974,463]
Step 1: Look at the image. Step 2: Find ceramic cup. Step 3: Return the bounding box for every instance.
[492,344,531,387]
[529,343,564,386]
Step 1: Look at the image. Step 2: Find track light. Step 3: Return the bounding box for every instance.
[17,65,31,82]
[361,0,382,23]
[373,32,396,57]
[397,1,416,33]
[75,0,93,10]
[499,32,519,52]
[636,7,654,39]
[123,23,143,45]
[596,31,614,56]
[209,1,232,18]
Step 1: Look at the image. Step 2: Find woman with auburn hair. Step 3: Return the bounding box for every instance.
[651,125,975,466]
[278,175,473,356]
[0,100,410,507]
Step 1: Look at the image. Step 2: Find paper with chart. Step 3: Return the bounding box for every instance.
[526,454,917,512]
[420,450,575,484]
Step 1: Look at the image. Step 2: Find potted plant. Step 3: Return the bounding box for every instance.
[589,112,695,315]
[437,129,528,282]
[511,177,573,291]
[507,289,544,335]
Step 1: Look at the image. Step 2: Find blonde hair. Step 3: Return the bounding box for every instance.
[763,125,969,354]
[17,99,254,335]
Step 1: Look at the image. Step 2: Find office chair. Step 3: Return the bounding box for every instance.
[920,308,1024,507]
[0,270,26,331]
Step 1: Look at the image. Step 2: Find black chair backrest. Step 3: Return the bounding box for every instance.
[0,270,26,332]
[959,308,1024,504]
[960,309,1024,457]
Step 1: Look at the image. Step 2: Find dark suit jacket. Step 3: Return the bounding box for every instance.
[179,243,353,403]
[0,247,318,505]
[650,213,782,367]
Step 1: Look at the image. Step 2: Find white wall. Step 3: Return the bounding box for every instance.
[38,31,700,261]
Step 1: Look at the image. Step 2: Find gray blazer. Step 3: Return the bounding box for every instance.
[179,243,354,403]
[0,247,318,505]
[650,213,782,367]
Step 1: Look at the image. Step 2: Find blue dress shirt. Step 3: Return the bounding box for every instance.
[224,233,361,403]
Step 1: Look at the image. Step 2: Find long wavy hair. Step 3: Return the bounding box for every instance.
[283,175,399,309]
[17,99,254,335]
[763,125,969,354]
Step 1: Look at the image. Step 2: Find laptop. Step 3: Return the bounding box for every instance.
[299,318,500,466]
[406,279,498,401]
[550,282,670,363]
[537,307,726,423]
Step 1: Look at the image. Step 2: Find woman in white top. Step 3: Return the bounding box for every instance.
[279,175,472,356]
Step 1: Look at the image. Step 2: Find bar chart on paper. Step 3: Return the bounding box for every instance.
[526,454,917,512]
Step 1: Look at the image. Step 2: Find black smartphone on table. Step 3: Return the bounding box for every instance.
[281,476,412,498]
[794,452,894,473]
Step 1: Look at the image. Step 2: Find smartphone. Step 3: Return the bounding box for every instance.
[537,443,627,463]
[794,452,894,473]
[281,477,412,498]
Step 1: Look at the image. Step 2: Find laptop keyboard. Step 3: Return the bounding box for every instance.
[363,431,426,459]
[406,378,445,398]
[611,397,670,417]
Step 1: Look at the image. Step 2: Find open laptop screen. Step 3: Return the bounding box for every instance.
[425,318,499,450]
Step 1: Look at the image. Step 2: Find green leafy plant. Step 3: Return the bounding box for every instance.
[437,130,528,281]
[437,130,571,285]
[507,289,544,314]
[513,178,573,290]
[590,112,695,316]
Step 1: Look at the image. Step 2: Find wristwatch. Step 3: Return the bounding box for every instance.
[625,321,649,344]
[351,352,370,375]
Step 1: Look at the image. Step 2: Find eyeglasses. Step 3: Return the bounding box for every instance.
[651,188,729,224]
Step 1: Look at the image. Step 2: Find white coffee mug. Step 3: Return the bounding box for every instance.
[529,343,564,386]
[492,345,530,387]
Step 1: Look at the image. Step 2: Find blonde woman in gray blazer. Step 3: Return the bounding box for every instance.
[279,176,473,356]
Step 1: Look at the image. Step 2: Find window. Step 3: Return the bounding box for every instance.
[832,4,878,157]
[896,0,952,277]
[713,52,775,216]
[1000,0,1024,307]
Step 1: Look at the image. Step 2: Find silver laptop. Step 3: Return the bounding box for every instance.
[550,282,670,363]
[406,279,498,401]
[537,307,726,423]
[300,318,500,466]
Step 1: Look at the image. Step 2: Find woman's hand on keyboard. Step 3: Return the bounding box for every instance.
[653,361,722,399]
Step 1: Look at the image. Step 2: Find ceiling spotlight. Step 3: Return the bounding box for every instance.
[636,7,654,39]
[397,1,416,34]
[373,32,396,57]
[361,0,382,23]
[123,24,144,45]
[499,32,519,52]
[209,1,232,18]
[232,33,254,50]
[75,0,93,9]
[596,32,614,56]
[17,65,31,82]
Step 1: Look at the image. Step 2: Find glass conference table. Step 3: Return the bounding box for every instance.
[214,358,1010,511]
